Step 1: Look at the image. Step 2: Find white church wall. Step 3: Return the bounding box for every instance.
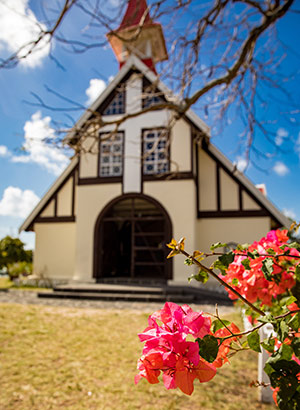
[79,135,99,178]
[171,119,192,173]
[73,183,122,281]
[220,169,239,210]
[57,176,73,216]
[40,199,55,217]
[198,149,217,211]
[144,179,196,283]
[34,223,76,280]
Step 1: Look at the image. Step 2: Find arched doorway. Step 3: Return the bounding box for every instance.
[93,194,172,282]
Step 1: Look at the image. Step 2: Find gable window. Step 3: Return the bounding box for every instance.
[143,129,169,175]
[102,87,125,115]
[142,78,164,109]
[99,132,124,177]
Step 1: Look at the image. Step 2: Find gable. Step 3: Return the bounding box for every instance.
[196,141,289,227]
[19,158,78,232]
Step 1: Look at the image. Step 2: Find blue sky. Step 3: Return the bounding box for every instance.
[0,0,299,249]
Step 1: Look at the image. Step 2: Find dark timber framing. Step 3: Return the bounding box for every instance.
[93,193,173,282]
[26,167,77,231]
[197,141,281,225]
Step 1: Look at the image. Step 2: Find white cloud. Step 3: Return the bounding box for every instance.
[0,145,10,157]
[85,79,106,105]
[11,111,69,175]
[282,208,296,220]
[273,161,289,177]
[0,0,50,68]
[0,186,40,218]
[234,156,248,172]
[275,128,288,146]
[108,75,115,83]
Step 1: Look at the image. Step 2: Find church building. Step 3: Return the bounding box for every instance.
[20,0,289,287]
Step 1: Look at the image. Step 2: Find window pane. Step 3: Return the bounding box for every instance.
[143,129,169,175]
[99,132,123,177]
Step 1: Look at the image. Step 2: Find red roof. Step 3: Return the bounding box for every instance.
[117,0,152,31]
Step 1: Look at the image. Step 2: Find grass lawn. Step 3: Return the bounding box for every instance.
[0,303,275,410]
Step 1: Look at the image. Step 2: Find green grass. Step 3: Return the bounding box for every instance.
[0,303,275,409]
[0,277,49,291]
[0,277,13,289]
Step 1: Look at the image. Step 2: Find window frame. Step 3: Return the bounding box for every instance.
[142,128,170,179]
[98,131,124,181]
[101,84,126,116]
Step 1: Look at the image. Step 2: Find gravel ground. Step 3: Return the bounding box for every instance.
[0,288,235,314]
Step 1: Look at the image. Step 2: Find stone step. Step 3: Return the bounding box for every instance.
[38,291,195,303]
[54,284,168,295]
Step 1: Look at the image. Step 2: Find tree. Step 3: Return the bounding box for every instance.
[0,236,32,273]
[0,0,298,167]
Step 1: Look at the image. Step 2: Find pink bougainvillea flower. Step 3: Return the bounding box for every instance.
[146,302,211,339]
[135,302,217,395]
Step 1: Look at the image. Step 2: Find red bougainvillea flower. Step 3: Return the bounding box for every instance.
[134,352,164,385]
[220,229,298,307]
[212,323,241,368]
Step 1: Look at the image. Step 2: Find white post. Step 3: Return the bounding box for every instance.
[258,325,274,403]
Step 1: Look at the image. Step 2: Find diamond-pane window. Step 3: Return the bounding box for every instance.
[143,129,169,175]
[99,132,123,177]
[103,88,125,115]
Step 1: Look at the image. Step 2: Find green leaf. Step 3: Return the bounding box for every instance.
[291,338,300,358]
[261,337,275,353]
[231,277,239,286]
[210,242,227,251]
[263,362,275,377]
[241,258,250,270]
[278,320,290,341]
[266,248,276,255]
[261,258,274,281]
[184,258,193,266]
[213,260,226,275]
[295,265,300,282]
[287,242,300,251]
[267,360,300,399]
[288,313,300,332]
[258,314,275,324]
[189,269,209,284]
[278,344,293,361]
[247,330,261,353]
[218,252,235,268]
[211,319,231,333]
[197,335,219,363]
[280,296,297,307]
[247,250,259,259]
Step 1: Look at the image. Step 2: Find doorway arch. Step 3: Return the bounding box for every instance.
[93,193,173,282]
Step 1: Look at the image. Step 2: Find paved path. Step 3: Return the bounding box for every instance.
[0,288,235,314]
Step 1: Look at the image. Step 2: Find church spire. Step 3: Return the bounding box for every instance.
[107,0,168,73]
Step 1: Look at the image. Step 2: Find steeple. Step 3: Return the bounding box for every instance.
[107,0,168,73]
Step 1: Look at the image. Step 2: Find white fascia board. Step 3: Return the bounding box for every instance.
[208,144,290,228]
[19,157,78,233]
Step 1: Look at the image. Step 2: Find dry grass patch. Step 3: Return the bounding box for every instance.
[0,303,275,409]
